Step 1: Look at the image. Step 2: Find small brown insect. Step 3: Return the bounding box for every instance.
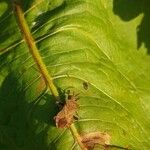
[83,82,88,90]
[54,92,79,128]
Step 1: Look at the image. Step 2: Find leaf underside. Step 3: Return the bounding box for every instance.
[0,0,150,150]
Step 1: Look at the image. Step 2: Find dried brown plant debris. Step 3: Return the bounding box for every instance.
[81,132,111,150]
[54,92,79,128]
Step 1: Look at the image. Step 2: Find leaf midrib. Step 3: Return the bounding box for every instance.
[12,2,88,150]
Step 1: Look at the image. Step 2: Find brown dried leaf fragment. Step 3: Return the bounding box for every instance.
[54,92,79,128]
[81,132,111,150]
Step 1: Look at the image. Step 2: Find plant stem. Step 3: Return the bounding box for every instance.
[13,2,60,101]
[13,2,85,150]
[70,124,87,150]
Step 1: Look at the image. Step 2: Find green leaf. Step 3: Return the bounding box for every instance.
[0,0,150,149]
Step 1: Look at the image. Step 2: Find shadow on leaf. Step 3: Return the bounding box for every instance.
[0,72,59,150]
[113,0,150,54]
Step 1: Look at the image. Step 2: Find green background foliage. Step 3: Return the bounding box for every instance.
[0,0,150,149]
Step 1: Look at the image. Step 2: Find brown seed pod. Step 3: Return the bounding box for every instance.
[54,92,79,128]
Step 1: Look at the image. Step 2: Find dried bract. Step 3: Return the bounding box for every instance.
[81,132,111,150]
